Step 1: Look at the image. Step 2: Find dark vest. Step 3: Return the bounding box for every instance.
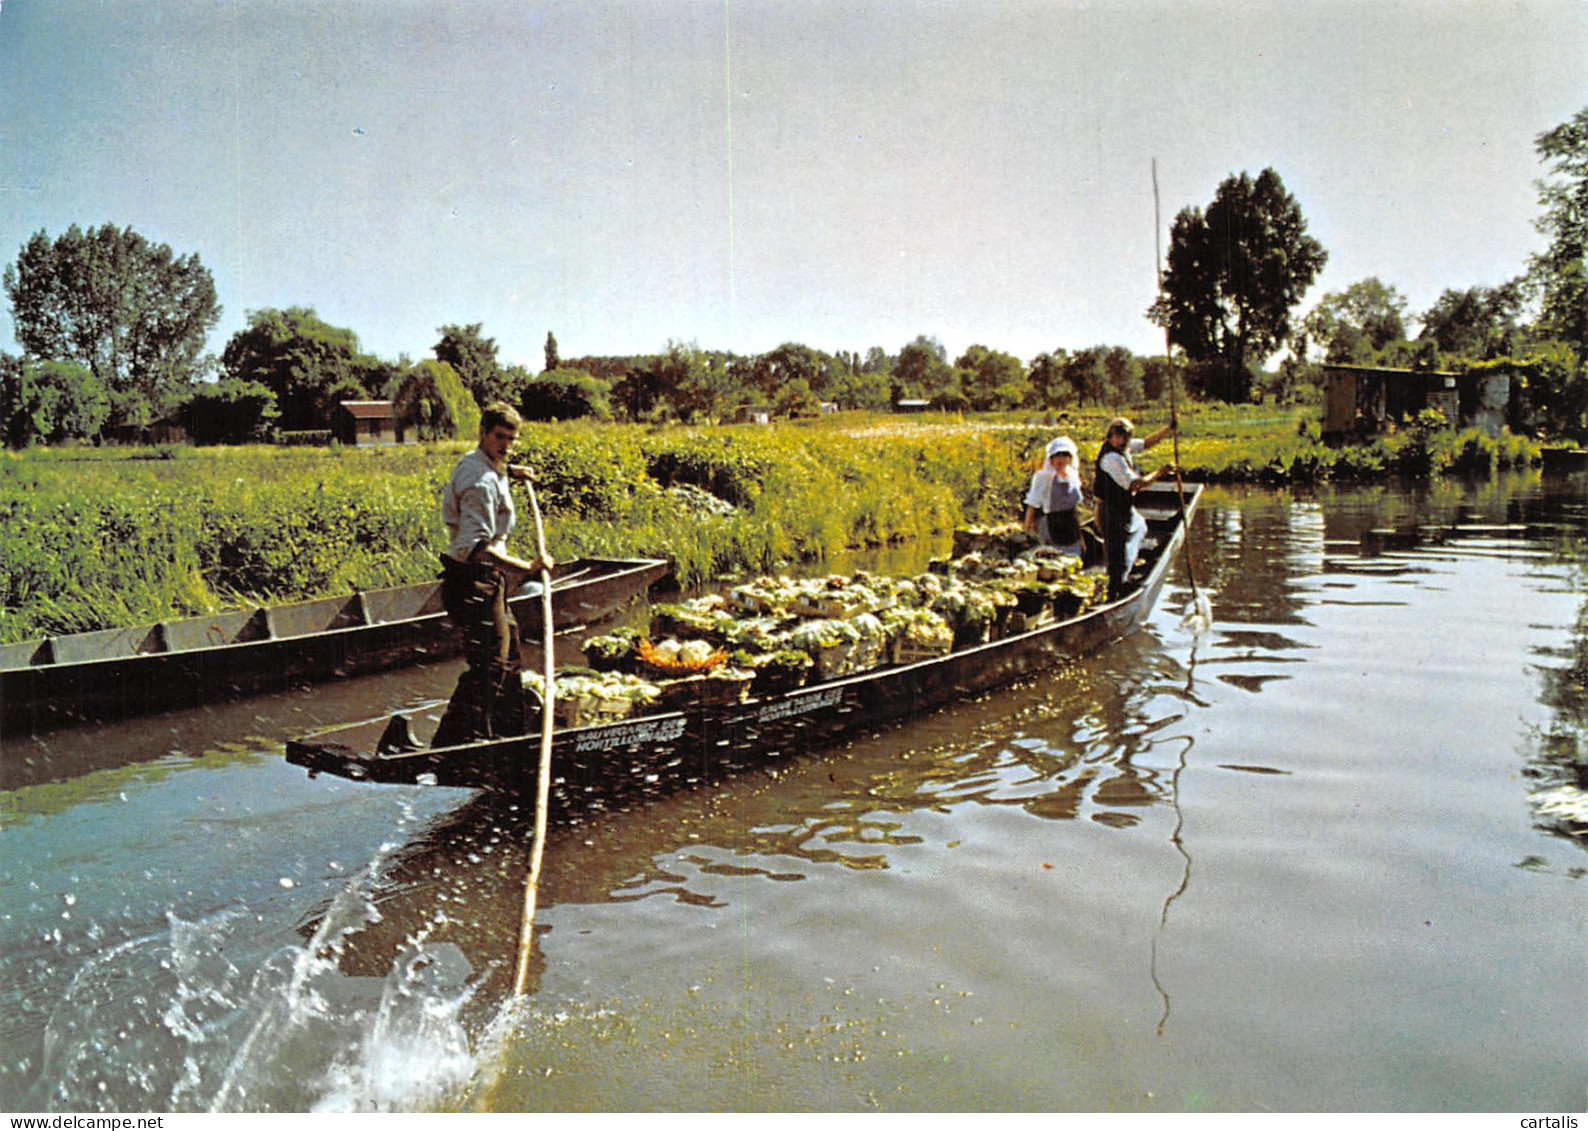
[1093,444,1135,537]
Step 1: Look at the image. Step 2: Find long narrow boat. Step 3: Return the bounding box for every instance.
[286,484,1200,794]
[2,556,669,736]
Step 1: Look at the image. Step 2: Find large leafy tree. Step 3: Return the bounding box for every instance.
[436,322,516,407]
[221,307,371,431]
[825,363,892,411]
[772,377,820,417]
[1416,283,1524,361]
[1058,345,1141,406]
[612,350,684,421]
[1303,277,1409,363]
[667,344,736,421]
[1139,355,1172,402]
[1157,168,1327,402]
[1527,107,1588,362]
[954,344,1028,410]
[1101,346,1144,404]
[3,223,220,428]
[892,335,952,402]
[759,342,825,397]
[1026,350,1069,408]
[1059,349,1103,406]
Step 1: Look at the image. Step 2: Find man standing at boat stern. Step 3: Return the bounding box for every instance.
[430,402,555,748]
[1094,416,1175,601]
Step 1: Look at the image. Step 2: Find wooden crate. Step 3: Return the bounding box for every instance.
[890,636,953,665]
[547,692,635,729]
[658,672,754,710]
[810,637,886,680]
[1004,609,1055,636]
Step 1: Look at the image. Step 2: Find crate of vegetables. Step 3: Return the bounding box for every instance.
[879,606,954,664]
[818,614,889,679]
[649,601,731,641]
[737,649,813,695]
[523,670,662,728]
[656,668,756,709]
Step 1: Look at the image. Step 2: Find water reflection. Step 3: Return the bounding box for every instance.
[291,626,1210,1028]
[0,661,459,793]
[1523,524,1588,848]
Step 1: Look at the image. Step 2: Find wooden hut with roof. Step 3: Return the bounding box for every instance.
[1321,364,1511,441]
[335,400,402,446]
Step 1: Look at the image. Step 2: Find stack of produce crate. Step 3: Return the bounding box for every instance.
[576,544,1103,708]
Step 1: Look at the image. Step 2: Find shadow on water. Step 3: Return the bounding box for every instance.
[1521,507,1588,848]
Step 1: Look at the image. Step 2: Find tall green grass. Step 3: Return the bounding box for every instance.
[0,408,1541,644]
[0,423,1028,643]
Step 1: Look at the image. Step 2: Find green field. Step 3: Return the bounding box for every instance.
[0,406,1540,644]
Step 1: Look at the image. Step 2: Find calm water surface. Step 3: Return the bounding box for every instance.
[2,476,1584,1113]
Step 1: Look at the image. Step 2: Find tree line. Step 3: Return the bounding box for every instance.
[4,108,1584,447]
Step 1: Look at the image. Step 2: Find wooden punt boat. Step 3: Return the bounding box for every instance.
[286,484,1200,794]
[1,556,669,736]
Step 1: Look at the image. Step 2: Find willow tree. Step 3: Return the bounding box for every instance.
[394,359,478,440]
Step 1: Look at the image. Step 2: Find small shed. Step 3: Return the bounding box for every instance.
[893,398,930,414]
[1322,365,1511,441]
[335,400,401,446]
[733,405,771,425]
[108,417,188,446]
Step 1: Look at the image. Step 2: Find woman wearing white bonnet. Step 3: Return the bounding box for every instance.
[1022,435,1086,556]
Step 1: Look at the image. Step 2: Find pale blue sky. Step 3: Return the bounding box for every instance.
[1,0,1583,370]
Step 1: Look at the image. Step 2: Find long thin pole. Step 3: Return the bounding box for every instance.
[1153,160,1206,616]
[511,478,556,998]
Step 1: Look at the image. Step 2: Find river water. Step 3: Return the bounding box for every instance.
[2,475,1584,1113]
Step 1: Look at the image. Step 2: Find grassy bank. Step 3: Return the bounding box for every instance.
[0,406,1542,644]
[964,402,1540,482]
[0,421,1019,643]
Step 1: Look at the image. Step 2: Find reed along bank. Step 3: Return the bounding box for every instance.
[0,407,1541,645]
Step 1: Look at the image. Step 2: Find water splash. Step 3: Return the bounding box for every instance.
[22,794,498,1113]
[1179,590,1215,636]
[308,938,480,1113]
[206,832,484,1113]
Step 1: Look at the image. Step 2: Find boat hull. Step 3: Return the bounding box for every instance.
[1,557,669,735]
[287,486,1198,795]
